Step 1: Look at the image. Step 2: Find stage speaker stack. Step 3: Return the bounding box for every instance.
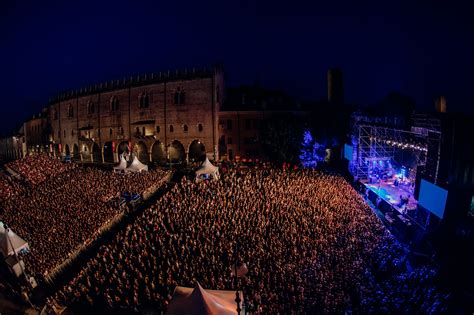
[413,166,425,200]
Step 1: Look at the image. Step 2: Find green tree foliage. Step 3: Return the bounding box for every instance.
[260,116,301,165]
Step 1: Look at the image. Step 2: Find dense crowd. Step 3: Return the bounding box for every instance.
[0,172,23,199]
[6,154,76,185]
[51,168,448,313]
[0,159,170,277]
[358,236,448,313]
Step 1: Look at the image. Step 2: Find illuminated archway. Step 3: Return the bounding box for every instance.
[133,141,149,164]
[151,140,167,164]
[117,141,129,157]
[103,142,114,163]
[188,140,206,162]
[73,144,80,161]
[91,142,101,163]
[169,140,185,163]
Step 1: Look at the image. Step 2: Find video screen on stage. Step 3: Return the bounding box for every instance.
[418,179,448,219]
[344,144,353,160]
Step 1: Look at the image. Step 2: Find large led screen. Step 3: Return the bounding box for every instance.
[344,144,353,161]
[418,179,448,219]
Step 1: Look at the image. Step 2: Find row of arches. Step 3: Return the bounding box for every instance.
[58,140,206,164]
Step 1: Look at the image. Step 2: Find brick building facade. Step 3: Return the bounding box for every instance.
[44,68,224,164]
[1,67,312,163]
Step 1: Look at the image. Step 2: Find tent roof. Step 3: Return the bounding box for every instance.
[167,283,240,315]
[0,222,29,257]
[127,156,148,172]
[113,155,128,170]
[195,157,218,176]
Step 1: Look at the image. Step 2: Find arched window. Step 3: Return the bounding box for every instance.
[142,126,146,135]
[87,102,95,115]
[64,130,66,137]
[139,93,150,108]
[71,129,74,137]
[68,104,74,117]
[109,128,113,136]
[198,123,203,132]
[169,125,174,132]
[136,127,140,135]
[156,125,160,133]
[174,87,186,105]
[120,127,124,135]
[111,97,119,111]
[183,124,188,132]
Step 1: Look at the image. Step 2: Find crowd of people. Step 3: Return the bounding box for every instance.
[0,172,23,199]
[50,168,449,313]
[6,154,76,185]
[0,156,170,277]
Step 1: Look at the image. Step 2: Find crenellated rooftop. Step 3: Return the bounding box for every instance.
[48,66,222,104]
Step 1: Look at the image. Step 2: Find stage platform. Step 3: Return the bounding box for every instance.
[362,179,417,214]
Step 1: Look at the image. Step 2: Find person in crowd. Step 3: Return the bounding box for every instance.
[49,168,448,314]
[0,154,169,277]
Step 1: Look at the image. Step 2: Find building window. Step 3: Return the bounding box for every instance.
[120,127,124,135]
[111,97,119,111]
[174,87,186,105]
[71,130,74,137]
[228,137,233,144]
[109,128,113,136]
[169,125,174,132]
[139,93,149,108]
[58,130,60,138]
[64,130,66,137]
[136,127,140,135]
[198,123,203,132]
[227,119,232,130]
[156,126,160,133]
[87,102,95,115]
[53,108,58,120]
[183,124,188,132]
[142,126,146,136]
[68,104,74,118]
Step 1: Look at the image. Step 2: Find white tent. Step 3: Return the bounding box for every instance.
[0,222,29,257]
[166,283,243,315]
[113,154,129,172]
[195,157,219,181]
[126,155,148,172]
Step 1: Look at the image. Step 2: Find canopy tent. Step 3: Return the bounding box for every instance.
[195,157,219,181]
[0,222,29,257]
[166,283,242,315]
[127,155,148,172]
[113,154,128,172]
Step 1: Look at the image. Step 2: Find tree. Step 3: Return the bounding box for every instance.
[260,116,301,165]
[299,130,325,168]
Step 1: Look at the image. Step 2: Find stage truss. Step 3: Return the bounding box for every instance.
[352,125,429,181]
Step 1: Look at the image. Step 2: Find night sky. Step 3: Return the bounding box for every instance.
[1,1,473,134]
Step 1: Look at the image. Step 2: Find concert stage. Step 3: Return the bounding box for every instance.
[362,179,417,214]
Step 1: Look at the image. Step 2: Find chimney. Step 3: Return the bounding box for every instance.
[327,68,344,105]
[435,96,447,113]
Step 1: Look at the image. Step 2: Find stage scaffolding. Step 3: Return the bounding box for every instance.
[352,125,429,181]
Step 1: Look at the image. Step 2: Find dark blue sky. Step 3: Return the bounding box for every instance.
[1,0,473,134]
